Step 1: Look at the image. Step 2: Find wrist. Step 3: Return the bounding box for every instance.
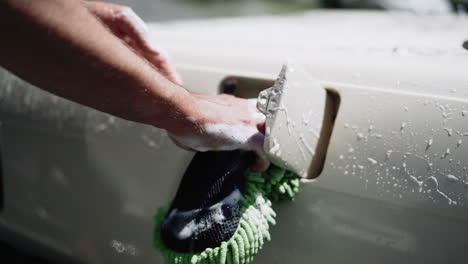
[157,90,205,137]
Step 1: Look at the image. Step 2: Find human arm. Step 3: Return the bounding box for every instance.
[0,0,268,170]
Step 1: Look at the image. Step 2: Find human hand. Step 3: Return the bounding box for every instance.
[82,2,267,170]
[84,1,181,84]
[169,94,269,172]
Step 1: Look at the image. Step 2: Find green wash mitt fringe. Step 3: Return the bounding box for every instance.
[153,165,300,264]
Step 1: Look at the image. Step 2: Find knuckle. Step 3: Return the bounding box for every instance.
[116,6,132,18]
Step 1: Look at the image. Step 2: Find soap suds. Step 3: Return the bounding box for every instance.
[168,189,243,240]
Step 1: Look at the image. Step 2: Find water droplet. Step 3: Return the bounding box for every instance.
[344,123,349,128]
[426,139,433,151]
[373,134,383,139]
[110,240,139,256]
[400,122,406,133]
[443,127,453,137]
[462,110,467,117]
[450,88,457,93]
[368,157,378,165]
[270,138,281,156]
[339,154,344,160]
[441,148,450,159]
[368,125,374,132]
[348,147,354,153]
[110,240,125,253]
[35,207,48,219]
[404,106,409,112]
[357,133,365,141]
[386,150,392,160]
[457,139,462,148]
[446,174,458,181]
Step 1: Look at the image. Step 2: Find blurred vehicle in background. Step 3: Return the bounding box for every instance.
[104,0,468,22]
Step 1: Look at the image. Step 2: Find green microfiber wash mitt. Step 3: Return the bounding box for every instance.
[153,156,300,264]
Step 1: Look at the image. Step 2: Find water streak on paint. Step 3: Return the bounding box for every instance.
[400,122,406,133]
[409,175,424,192]
[428,176,455,205]
[443,127,453,136]
[299,133,315,156]
[270,137,281,156]
[446,174,458,181]
[442,148,450,159]
[385,150,392,161]
[426,138,433,151]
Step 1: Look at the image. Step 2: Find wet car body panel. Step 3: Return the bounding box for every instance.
[0,11,467,264]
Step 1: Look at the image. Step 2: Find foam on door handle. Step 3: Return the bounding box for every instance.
[258,64,340,178]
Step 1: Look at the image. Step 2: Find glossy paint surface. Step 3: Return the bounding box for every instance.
[1,11,468,263]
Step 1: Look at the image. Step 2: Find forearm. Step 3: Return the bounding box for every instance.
[0,0,195,134]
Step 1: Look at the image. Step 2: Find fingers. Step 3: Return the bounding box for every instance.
[251,156,270,172]
[166,94,270,171]
[248,98,266,125]
[247,132,270,172]
[85,2,147,45]
[143,44,183,85]
[111,7,153,52]
[115,7,149,44]
[84,2,125,26]
[85,1,183,85]
[257,123,266,134]
[113,8,182,84]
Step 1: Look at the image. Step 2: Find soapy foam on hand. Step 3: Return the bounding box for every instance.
[170,99,268,168]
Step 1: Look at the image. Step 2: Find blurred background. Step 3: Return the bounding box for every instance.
[103,0,468,22]
[2,0,468,263]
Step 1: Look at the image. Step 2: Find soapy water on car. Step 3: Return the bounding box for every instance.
[169,98,269,169]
